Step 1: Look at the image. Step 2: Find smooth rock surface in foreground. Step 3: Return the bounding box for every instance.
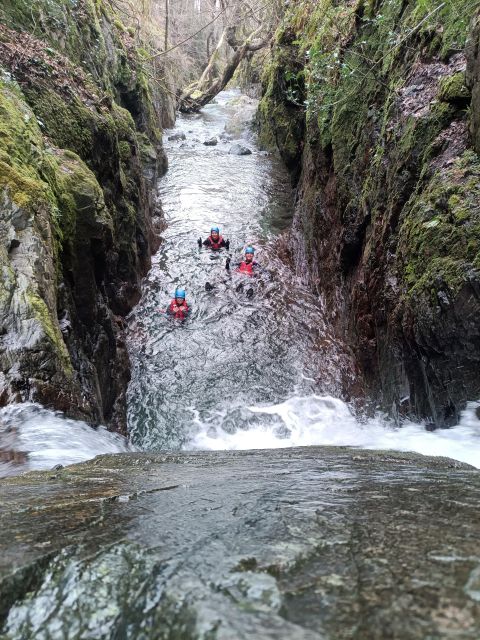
[0,448,479,639]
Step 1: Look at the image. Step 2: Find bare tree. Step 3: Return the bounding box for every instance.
[179,25,270,112]
[108,0,282,113]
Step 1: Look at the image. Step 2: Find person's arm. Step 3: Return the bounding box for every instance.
[203,237,212,247]
[197,237,202,248]
[222,239,230,250]
[226,257,242,271]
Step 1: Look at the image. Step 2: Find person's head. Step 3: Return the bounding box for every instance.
[211,226,220,241]
[175,288,186,304]
[245,246,255,263]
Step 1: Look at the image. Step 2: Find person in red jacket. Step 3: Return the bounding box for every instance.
[166,288,190,320]
[226,246,258,275]
[198,226,230,251]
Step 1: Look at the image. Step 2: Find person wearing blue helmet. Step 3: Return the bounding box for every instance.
[226,245,258,275]
[198,226,230,251]
[166,287,190,320]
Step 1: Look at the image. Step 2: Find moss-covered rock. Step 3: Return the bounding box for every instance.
[0,2,170,431]
[259,0,480,424]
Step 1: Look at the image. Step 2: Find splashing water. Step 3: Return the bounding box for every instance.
[186,395,480,468]
[0,404,134,477]
[2,92,478,478]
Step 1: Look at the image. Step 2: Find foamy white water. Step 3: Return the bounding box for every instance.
[0,403,134,477]
[1,397,478,478]
[187,395,480,469]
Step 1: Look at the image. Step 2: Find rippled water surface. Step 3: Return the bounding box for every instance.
[126,91,355,450]
[125,91,480,465]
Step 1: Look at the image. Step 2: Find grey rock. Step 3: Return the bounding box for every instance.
[203,137,218,146]
[1,448,479,639]
[167,132,186,141]
[229,143,252,156]
[437,290,450,308]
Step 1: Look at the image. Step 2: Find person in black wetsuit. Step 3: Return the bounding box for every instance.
[198,226,230,251]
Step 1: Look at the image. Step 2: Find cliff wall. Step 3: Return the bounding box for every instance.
[0,0,171,431]
[258,0,480,424]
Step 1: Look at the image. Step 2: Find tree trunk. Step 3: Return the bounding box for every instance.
[164,0,169,51]
[195,28,226,92]
[178,27,268,113]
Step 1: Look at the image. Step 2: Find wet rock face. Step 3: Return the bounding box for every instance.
[258,1,480,424]
[0,448,479,639]
[0,4,169,431]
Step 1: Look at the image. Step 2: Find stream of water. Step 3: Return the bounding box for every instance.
[0,90,479,477]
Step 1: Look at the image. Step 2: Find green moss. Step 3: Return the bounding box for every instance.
[27,290,72,373]
[118,140,131,161]
[23,86,95,158]
[438,72,471,103]
[0,82,42,168]
[399,151,480,298]
[114,18,126,33]
[47,149,112,252]
[257,47,304,168]
[409,0,472,58]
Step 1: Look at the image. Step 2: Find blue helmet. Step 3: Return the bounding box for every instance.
[211,226,220,234]
[245,246,255,255]
[175,288,186,299]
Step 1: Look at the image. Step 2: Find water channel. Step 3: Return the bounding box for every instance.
[0,90,479,477]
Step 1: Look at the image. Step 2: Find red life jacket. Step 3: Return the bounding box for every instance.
[237,260,255,275]
[207,234,224,250]
[168,300,189,320]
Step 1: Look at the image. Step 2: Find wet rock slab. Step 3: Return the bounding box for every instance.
[1,448,479,639]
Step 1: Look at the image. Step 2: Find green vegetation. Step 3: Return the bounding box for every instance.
[0,80,73,370]
[259,0,479,293]
[0,0,167,419]
[400,151,480,299]
[258,0,480,413]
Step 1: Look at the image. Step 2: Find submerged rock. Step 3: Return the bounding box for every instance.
[0,447,479,639]
[168,132,186,141]
[203,136,218,146]
[229,143,252,156]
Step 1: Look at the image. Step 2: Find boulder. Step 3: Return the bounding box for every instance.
[203,137,218,146]
[0,448,478,638]
[167,132,186,141]
[229,143,252,156]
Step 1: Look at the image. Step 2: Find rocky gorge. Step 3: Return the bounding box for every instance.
[0,0,172,433]
[0,0,480,637]
[258,0,480,426]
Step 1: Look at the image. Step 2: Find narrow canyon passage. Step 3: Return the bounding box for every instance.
[126,91,480,464]
[1,92,479,478]
[126,90,356,452]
